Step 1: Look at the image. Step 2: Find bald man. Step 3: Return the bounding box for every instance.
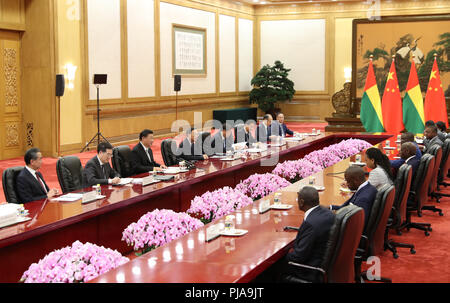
[330,166,377,227]
[390,132,422,170]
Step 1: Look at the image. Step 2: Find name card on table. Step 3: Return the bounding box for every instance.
[142,176,158,186]
[82,191,98,204]
[259,199,271,214]
[205,224,221,242]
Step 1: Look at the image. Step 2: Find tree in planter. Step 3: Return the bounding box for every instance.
[249,60,296,116]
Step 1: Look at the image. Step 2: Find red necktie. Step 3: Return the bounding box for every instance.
[36,172,47,193]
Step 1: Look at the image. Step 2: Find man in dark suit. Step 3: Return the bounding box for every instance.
[330,166,377,227]
[283,186,335,282]
[84,142,121,186]
[421,120,436,149]
[391,132,422,170]
[393,142,420,180]
[436,121,447,142]
[209,123,234,154]
[177,128,209,161]
[256,114,282,143]
[16,148,59,203]
[423,125,443,153]
[403,142,420,178]
[131,129,167,175]
[234,120,257,147]
[276,113,294,137]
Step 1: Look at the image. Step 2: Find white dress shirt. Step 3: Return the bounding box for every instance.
[140,141,152,162]
[330,180,369,210]
[97,155,112,184]
[25,165,47,193]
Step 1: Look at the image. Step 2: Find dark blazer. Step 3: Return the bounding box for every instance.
[406,156,420,183]
[390,142,422,170]
[177,138,205,161]
[280,123,294,136]
[84,155,120,186]
[234,127,257,146]
[16,168,50,203]
[331,182,377,227]
[424,136,443,152]
[130,143,161,175]
[286,206,335,282]
[257,122,283,142]
[209,133,234,154]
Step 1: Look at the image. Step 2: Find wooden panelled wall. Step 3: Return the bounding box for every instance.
[0,0,24,160]
[0,0,449,159]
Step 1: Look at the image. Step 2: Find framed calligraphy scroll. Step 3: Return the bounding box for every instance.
[172,24,207,77]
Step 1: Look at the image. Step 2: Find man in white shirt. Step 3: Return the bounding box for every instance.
[330,166,377,227]
[177,128,209,161]
[131,129,167,175]
[257,114,282,142]
[276,113,294,137]
[84,142,121,186]
[16,148,59,203]
[209,123,234,154]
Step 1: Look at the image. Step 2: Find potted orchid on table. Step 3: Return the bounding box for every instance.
[187,187,253,224]
[20,241,129,283]
[122,209,204,256]
[272,159,322,183]
[235,173,291,201]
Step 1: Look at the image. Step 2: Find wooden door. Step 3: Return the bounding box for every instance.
[0,30,22,160]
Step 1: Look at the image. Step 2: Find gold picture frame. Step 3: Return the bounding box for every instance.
[172,24,207,77]
[351,14,450,105]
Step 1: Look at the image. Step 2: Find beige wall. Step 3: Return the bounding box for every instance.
[59,0,257,155]
[2,0,449,158]
[56,0,83,146]
[254,0,450,122]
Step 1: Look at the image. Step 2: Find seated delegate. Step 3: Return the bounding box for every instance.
[16,148,59,203]
[84,142,121,186]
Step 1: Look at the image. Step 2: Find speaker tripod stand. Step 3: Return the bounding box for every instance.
[80,84,110,153]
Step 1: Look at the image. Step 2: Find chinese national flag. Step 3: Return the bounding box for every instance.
[381,58,404,133]
[424,57,448,128]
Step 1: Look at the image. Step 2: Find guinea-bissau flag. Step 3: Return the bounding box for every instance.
[360,58,384,132]
[402,59,425,134]
[424,55,448,128]
[381,57,404,134]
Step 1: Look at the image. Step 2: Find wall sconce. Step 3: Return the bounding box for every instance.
[344,67,352,83]
[64,63,77,90]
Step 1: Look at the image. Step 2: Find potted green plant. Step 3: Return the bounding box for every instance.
[249,60,296,118]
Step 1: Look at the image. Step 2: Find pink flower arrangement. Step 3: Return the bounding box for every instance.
[272,139,371,182]
[122,209,203,255]
[272,159,322,183]
[187,187,253,224]
[235,173,291,200]
[304,146,343,169]
[338,138,373,156]
[20,241,129,283]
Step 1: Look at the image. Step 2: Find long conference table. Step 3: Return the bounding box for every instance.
[0,132,390,283]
